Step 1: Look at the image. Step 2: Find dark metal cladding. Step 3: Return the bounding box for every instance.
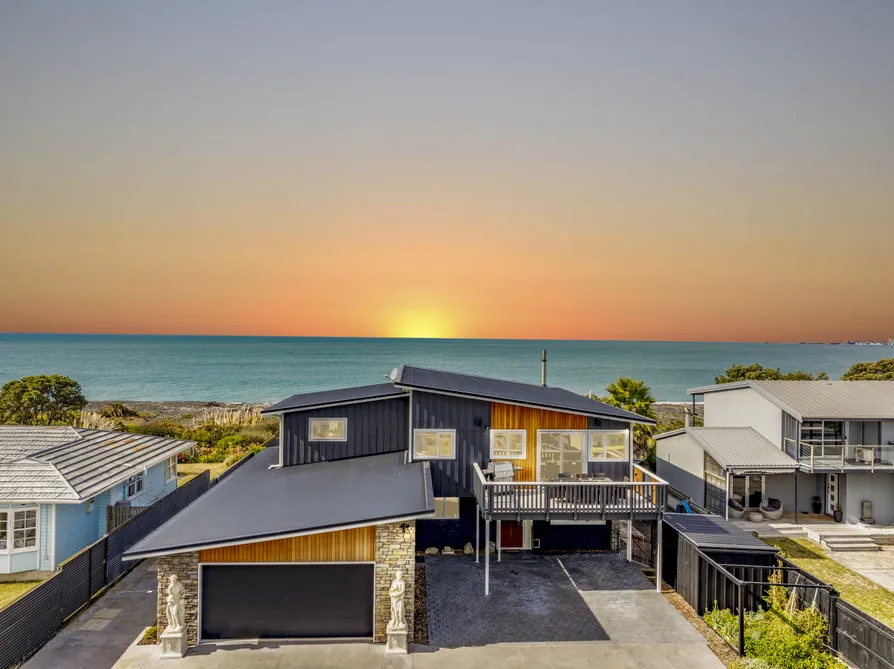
[281,396,409,466]
[411,390,491,498]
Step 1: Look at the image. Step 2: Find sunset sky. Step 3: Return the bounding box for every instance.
[1,1,893,342]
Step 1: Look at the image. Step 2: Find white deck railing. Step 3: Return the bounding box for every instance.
[471,462,667,519]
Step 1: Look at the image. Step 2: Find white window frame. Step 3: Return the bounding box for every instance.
[489,429,527,460]
[308,417,348,442]
[588,429,630,462]
[85,497,95,514]
[165,455,178,483]
[125,473,145,499]
[0,507,40,554]
[432,497,460,520]
[536,430,588,480]
[413,429,457,460]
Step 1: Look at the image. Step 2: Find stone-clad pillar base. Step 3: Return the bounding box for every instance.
[374,521,416,643]
[156,553,199,648]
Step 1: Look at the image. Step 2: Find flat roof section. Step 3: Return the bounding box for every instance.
[663,513,778,553]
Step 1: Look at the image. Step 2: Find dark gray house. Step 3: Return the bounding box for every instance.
[125,365,664,648]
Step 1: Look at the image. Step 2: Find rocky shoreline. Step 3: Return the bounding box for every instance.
[86,400,703,427]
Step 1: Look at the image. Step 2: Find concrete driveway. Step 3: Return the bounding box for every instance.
[24,559,158,669]
[112,553,722,669]
[426,553,705,647]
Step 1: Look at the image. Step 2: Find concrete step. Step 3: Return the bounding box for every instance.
[821,536,881,551]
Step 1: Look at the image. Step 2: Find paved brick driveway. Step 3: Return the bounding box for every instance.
[425,552,705,648]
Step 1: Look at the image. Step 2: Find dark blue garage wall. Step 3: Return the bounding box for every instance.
[533,521,611,552]
[415,498,480,550]
[411,391,491,498]
[282,397,409,466]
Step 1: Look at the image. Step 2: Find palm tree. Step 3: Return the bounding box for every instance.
[589,377,657,461]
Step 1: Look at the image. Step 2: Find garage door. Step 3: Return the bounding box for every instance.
[200,564,374,640]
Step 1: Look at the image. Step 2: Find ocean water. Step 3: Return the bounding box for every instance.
[0,334,888,402]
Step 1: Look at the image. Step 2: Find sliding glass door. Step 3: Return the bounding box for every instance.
[731,474,765,508]
[538,432,585,481]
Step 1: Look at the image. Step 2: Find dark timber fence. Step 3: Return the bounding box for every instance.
[662,520,894,668]
[0,471,211,668]
[106,504,147,532]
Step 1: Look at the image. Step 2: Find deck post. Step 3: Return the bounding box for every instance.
[794,474,799,524]
[484,518,491,595]
[626,515,633,562]
[476,504,480,563]
[655,516,663,592]
[496,520,501,562]
[725,470,731,520]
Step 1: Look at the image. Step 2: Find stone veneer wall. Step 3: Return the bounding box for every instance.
[374,521,416,643]
[156,552,200,646]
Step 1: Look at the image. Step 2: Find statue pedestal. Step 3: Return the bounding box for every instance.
[160,627,187,659]
[385,628,408,655]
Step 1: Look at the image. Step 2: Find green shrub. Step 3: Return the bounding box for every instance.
[237,422,277,444]
[127,421,186,439]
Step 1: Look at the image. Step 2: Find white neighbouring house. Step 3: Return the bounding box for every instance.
[0,426,194,575]
[656,381,894,525]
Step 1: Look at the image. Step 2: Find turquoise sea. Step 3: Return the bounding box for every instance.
[0,334,889,402]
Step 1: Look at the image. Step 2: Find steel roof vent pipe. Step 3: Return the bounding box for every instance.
[541,350,547,386]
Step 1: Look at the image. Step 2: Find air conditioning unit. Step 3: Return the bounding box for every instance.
[854,447,875,464]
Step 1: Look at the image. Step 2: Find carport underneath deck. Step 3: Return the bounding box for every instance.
[424,552,705,648]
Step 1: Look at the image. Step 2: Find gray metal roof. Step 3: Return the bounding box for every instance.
[261,383,406,414]
[393,365,656,424]
[663,513,779,552]
[123,447,435,559]
[655,427,799,471]
[687,380,894,421]
[0,426,195,502]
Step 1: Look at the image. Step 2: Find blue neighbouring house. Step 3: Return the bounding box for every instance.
[0,426,194,575]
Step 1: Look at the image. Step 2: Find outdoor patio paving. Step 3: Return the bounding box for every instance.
[424,552,705,648]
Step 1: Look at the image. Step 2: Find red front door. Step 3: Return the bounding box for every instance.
[500,521,524,549]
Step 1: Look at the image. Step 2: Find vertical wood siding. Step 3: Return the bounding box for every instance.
[489,404,632,482]
[282,397,408,467]
[490,403,588,481]
[198,526,375,563]
[412,392,490,497]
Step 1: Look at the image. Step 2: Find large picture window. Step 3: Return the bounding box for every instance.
[589,430,628,461]
[413,429,456,459]
[433,497,460,519]
[0,508,38,552]
[538,431,586,481]
[490,430,526,460]
[308,418,347,441]
[801,421,844,459]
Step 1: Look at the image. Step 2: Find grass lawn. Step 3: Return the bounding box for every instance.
[764,537,894,627]
[177,462,228,486]
[0,581,42,609]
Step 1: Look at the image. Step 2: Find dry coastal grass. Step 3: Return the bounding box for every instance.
[0,581,42,610]
[177,462,228,486]
[763,537,894,628]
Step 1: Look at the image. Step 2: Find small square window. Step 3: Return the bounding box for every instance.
[490,430,526,459]
[309,418,347,441]
[413,430,456,459]
[433,497,460,520]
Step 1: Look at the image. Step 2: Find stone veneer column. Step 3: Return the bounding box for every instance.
[156,552,200,647]
[374,521,415,643]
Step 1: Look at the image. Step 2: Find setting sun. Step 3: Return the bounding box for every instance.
[388,309,457,339]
